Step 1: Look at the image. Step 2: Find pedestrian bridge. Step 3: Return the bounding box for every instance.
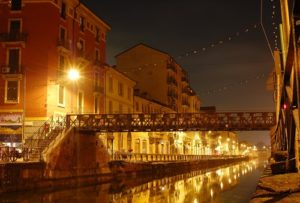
[66,112,276,132]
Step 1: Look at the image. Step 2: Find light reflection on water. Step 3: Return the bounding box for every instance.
[0,160,266,203]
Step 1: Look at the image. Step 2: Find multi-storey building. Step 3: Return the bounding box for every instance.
[115,43,201,113]
[100,65,135,155]
[0,0,110,144]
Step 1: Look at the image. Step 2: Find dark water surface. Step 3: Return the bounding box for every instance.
[0,159,266,203]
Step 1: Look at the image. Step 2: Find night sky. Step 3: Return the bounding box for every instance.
[81,0,279,145]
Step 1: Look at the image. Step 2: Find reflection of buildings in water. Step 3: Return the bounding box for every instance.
[110,160,260,202]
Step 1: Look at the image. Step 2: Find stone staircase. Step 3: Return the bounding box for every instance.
[24,116,66,161]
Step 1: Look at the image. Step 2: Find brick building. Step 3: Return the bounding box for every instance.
[0,0,109,143]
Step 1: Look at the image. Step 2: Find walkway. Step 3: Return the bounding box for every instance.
[251,167,300,202]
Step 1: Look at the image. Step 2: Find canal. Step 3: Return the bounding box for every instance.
[0,159,266,203]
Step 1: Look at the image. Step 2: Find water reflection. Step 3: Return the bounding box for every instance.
[110,160,262,203]
[0,160,265,203]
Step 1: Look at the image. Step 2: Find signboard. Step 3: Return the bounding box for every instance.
[0,112,23,143]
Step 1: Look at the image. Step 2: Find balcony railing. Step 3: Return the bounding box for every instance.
[57,39,70,50]
[1,65,23,74]
[167,76,178,86]
[167,63,177,73]
[0,32,28,42]
[112,152,245,162]
[182,100,190,107]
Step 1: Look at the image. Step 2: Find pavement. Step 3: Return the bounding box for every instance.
[251,167,300,203]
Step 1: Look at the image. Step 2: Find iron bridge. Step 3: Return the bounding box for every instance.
[66,112,276,132]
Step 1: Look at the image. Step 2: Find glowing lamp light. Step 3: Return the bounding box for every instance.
[68,69,80,81]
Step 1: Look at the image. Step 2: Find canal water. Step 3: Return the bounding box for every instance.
[0,159,266,203]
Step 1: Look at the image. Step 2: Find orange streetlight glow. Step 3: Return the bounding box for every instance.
[68,69,80,81]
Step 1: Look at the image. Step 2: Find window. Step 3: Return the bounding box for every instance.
[79,16,85,31]
[118,82,123,97]
[77,39,85,57]
[108,100,113,114]
[95,27,100,42]
[119,103,123,113]
[118,133,123,150]
[142,140,147,153]
[10,20,20,34]
[61,2,66,19]
[94,72,100,88]
[127,87,131,100]
[94,96,99,113]
[8,48,20,73]
[95,49,100,62]
[78,91,83,113]
[11,0,22,11]
[108,77,113,93]
[58,55,65,76]
[5,80,19,103]
[58,85,65,106]
[59,27,66,41]
[127,132,132,151]
[135,139,140,153]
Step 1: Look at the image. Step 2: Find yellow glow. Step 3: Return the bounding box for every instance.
[68,69,80,81]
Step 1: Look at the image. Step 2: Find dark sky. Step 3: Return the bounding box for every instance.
[81,0,279,145]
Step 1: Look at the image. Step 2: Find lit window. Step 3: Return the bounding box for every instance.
[58,85,65,106]
[94,96,99,113]
[118,82,123,96]
[5,80,19,103]
[109,77,113,93]
[127,87,131,100]
[108,100,113,113]
[79,16,85,31]
[58,55,65,77]
[119,103,123,113]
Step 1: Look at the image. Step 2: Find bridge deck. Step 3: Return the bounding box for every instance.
[66,112,275,132]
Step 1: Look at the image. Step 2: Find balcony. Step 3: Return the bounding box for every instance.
[181,76,189,83]
[94,85,104,94]
[182,100,190,107]
[182,86,196,96]
[167,90,178,99]
[57,39,70,52]
[1,65,23,75]
[0,32,28,43]
[167,76,178,87]
[167,63,177,73]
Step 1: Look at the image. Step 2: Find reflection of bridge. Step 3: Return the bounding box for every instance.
[66,112,275,132]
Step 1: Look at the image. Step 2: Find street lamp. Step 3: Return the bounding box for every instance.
[68,68,80,81]
[68,68,80,113]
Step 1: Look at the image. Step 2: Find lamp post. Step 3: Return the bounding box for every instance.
[68,68,80,113]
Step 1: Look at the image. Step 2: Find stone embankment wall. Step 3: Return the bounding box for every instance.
[0,128,249,193]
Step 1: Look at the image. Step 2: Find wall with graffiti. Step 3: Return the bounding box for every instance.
[0,112,23,143]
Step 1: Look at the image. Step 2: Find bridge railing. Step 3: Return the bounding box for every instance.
[66,112,276,131]
[112,152,245,162]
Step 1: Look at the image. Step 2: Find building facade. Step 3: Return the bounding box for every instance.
[115,43,201,113]
[0,0,110,144]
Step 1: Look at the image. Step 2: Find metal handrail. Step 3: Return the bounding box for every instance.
[112,152,245,162]
[24,116,66,160]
